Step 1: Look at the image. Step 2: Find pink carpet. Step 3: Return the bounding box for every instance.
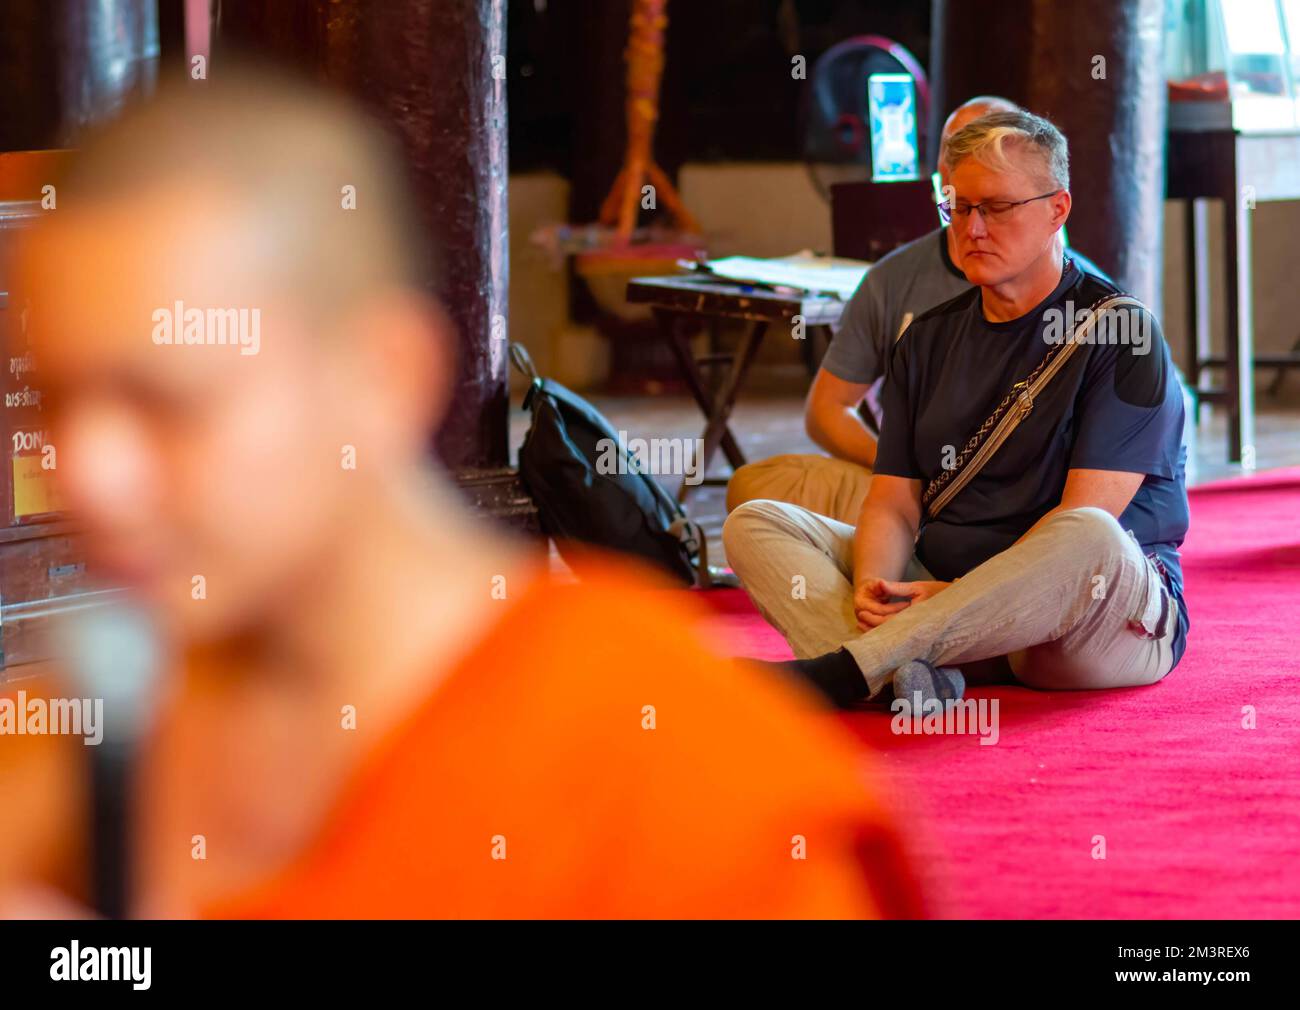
[697,467,1300,918]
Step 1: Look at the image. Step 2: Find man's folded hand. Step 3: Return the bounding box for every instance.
[854,578,952,630]
[853,577,912,629]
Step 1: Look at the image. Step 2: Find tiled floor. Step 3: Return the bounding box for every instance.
[509,387,1300,567]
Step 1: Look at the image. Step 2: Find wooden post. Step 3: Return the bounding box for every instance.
[930,0,1167,316]
[217,0,517,496]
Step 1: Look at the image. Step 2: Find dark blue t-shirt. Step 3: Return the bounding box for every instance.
[874,256,1190,667]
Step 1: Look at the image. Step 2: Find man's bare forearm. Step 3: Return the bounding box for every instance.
[852,500,915,588]
[807,406,877,468]
[1013,504,1065,547]
[1013,470,1146,547]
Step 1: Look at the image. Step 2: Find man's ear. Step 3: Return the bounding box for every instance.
[337,288,458,459]
[1051,189,1072,231]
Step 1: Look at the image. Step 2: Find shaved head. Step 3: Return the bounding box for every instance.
[19,65,453,641]
[941,95,1021,152]
[49,66,430,334]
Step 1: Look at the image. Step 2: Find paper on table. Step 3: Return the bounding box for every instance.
[703,252,871,299]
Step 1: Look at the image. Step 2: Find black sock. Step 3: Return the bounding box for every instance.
[788,648,870,708]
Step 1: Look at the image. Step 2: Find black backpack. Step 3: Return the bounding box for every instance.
[511,343,710,587]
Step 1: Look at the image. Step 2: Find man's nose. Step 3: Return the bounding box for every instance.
[965,207,989,238]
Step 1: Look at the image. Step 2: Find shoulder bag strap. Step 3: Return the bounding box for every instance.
[921,294,1144,521]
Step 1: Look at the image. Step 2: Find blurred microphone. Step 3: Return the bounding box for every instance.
[61,599,161,919]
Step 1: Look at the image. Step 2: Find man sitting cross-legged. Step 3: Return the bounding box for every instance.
[724,95,1113,525]
[723,109,1190,707]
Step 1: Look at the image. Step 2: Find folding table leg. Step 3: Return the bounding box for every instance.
[654,309,746,483]
[691,320,768,502]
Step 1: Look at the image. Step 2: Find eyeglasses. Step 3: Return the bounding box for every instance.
[938,189,1061,226]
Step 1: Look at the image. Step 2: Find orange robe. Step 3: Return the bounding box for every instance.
[203,562,923,919]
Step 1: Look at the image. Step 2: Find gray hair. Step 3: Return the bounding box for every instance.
[941,109,1070,191]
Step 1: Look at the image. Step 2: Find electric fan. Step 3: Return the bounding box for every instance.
[800,35,930,202]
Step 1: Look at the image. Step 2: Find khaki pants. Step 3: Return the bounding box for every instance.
[726,454,873,526]
[722,501,1177,698]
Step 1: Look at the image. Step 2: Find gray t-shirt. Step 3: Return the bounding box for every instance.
[821,229,970,427]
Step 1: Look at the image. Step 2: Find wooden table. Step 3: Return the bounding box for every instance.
[625,274,845,501]
[1167,128,1300,466]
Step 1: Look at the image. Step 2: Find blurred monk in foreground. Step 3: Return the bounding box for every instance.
[5,66,921,918]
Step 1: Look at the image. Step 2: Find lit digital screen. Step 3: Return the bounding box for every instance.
[867,73,920,182]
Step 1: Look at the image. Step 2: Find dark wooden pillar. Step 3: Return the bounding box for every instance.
[930,0,1166,315]
[155,0,191,83]
[217,0,512,483]
[0,0,159,152]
